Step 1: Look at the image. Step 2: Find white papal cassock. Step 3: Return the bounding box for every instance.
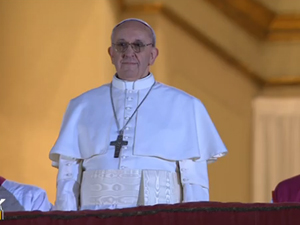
[49,73,227,211]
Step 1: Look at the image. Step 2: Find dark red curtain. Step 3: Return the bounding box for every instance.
[2,202,300,225]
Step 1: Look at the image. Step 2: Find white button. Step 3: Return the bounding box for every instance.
[123,146,127,149]
[66,163,71,166]
[124,117,129,120]
[120,166,126,169]
[124,136,128,140]
[127,97,133,101]
[125,127,130,130]
[121,156,128,159]
[182,178,189,182]
[125,107,132,110]
[128,90,133,93]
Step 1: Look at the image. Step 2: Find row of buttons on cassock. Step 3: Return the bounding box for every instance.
[121,92,133,169]
[122,90,135,151]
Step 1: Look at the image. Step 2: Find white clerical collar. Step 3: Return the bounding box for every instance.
[112,73,156,90]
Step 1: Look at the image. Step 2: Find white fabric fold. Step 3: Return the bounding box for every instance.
[49,74,227,163]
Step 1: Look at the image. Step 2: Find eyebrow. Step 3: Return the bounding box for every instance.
[116,38,126,41]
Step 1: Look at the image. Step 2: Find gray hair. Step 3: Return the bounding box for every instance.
[111,18,156,47]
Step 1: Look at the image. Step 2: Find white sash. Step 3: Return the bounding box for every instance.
[80,169,182,209]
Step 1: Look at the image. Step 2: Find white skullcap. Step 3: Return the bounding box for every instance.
[112,18,156,46]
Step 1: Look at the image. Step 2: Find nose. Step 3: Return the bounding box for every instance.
[123,44,136,56]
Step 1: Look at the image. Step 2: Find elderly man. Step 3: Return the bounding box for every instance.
[49,18,227,211]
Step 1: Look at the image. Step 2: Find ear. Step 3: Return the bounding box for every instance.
[149,47,159,65]
[108,47,114,63]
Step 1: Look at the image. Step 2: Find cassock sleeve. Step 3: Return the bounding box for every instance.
[54,155,82,211]
[179,159,209,202]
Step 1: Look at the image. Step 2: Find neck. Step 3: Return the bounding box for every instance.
[116,72,150,81]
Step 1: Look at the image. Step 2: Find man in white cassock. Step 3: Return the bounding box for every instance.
[49,18,228,211]
[0,176,52,212]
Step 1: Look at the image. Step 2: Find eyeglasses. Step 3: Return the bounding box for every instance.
[112,42,153,53]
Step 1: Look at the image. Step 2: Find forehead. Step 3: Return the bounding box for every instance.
[113,21,152,42]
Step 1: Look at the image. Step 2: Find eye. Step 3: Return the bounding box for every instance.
[117,42,128,47]
[132,42,144,48]
[114,42,129,52]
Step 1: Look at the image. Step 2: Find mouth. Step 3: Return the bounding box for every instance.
[122,62,137,64]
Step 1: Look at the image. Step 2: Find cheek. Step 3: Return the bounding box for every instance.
[138,55,150,65]
[146,55,153,65]
[112,55,121,66]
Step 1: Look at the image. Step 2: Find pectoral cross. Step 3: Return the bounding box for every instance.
[110,132,128,158]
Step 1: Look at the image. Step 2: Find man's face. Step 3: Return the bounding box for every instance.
[108,21,159,81]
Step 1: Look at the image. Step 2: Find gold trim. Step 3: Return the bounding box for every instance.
[270,15,300,30]
[265,76,300,86]
[268,15,300,41]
